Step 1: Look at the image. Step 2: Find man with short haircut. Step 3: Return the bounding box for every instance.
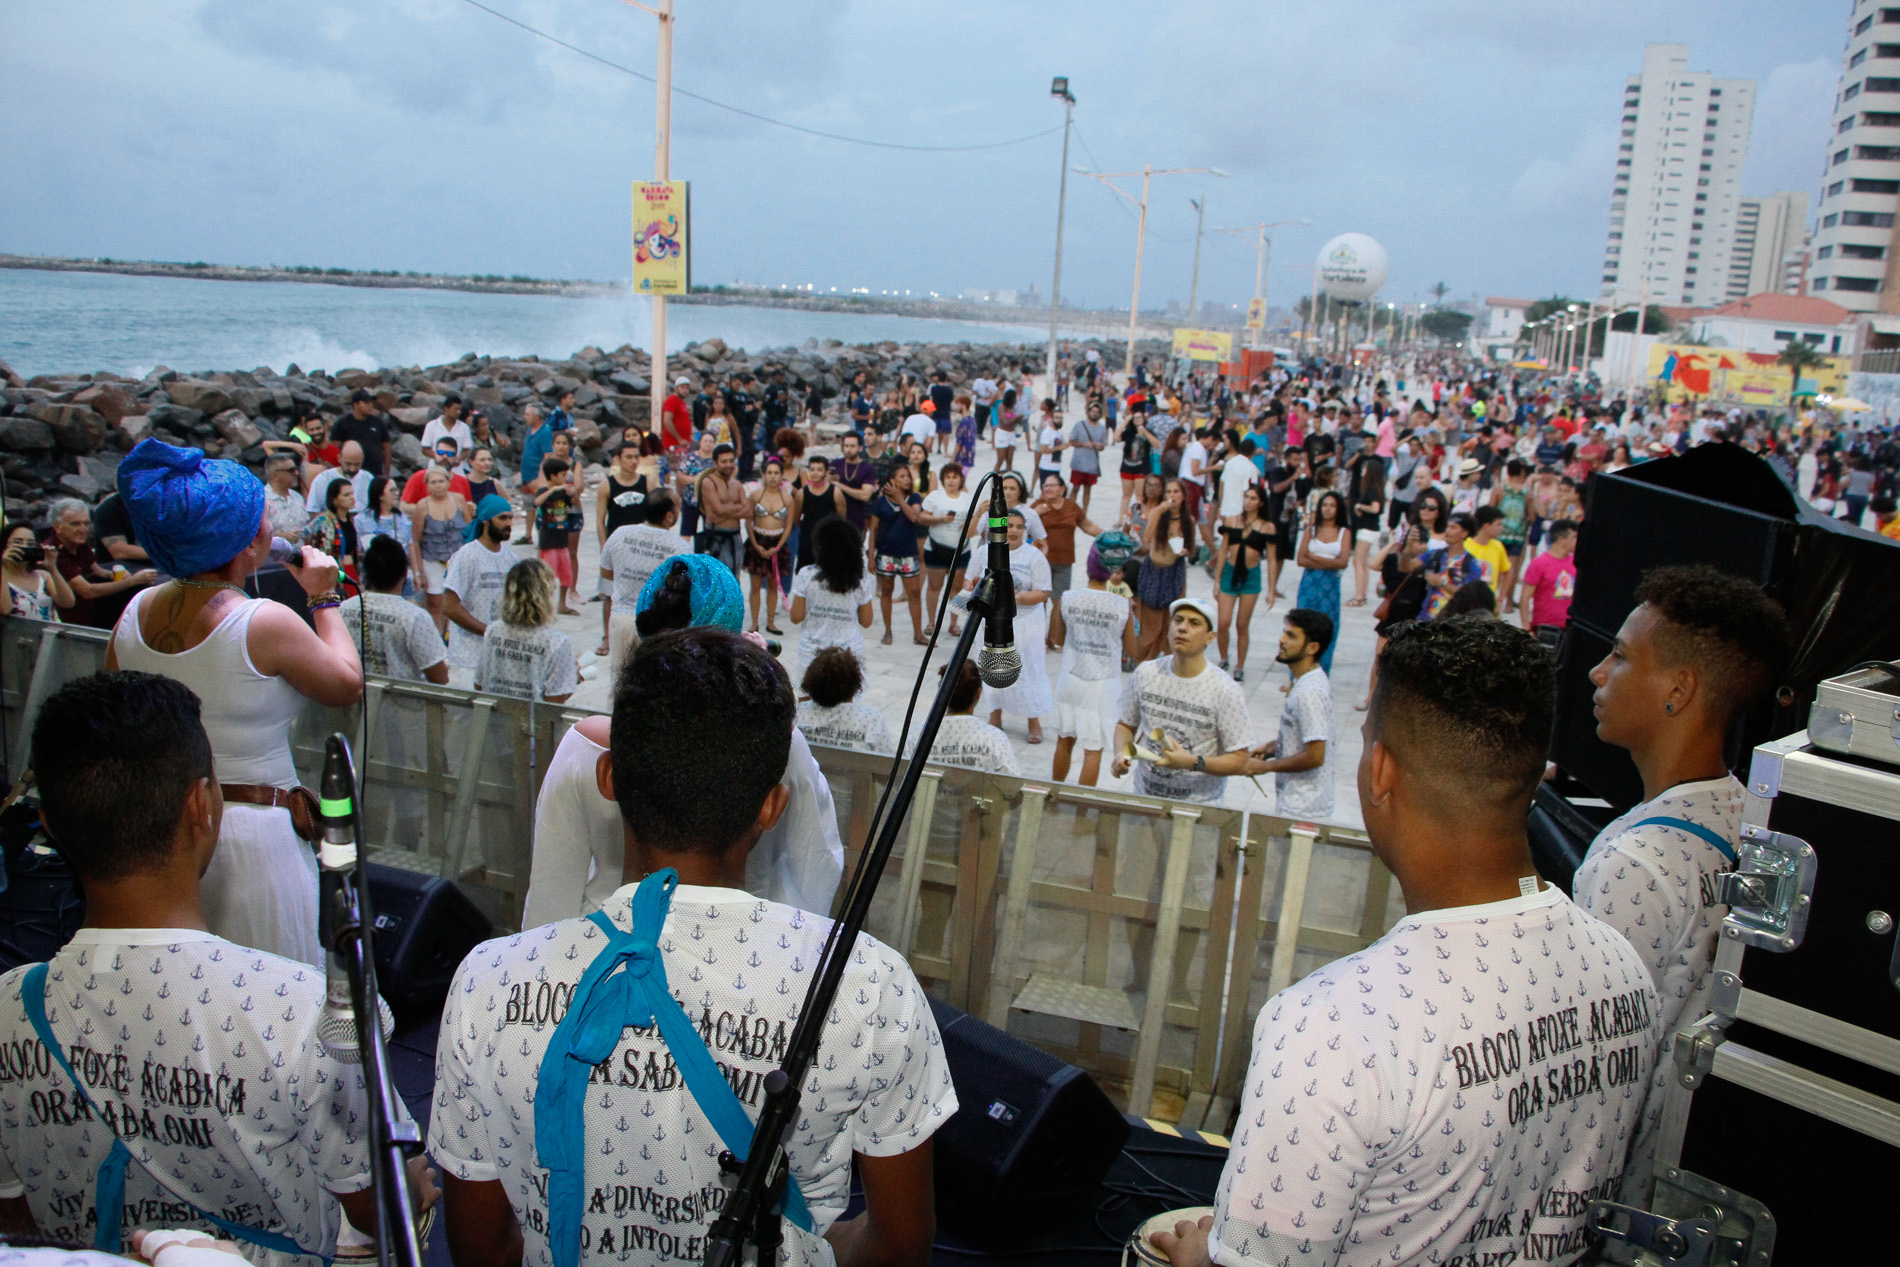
[0,671,435,1253]
[1250,609,1335,819]
[304,440,372,514]
[421,394,473,456]
[694,443,746,575]
[1578,565,1793,1202]
[1112,598,1255,804]
[1153,618,1662,1267]
[599,488,690,680]
[262,454,308,540]
[1517,519,1578,633]
[443,497,518,688]
[430,629,955,1267]
[42,497,154,630]
[332,389,393,476]
[797,645,893,755]
[831,432,879,532]
[342,537,449,687]
[517,405,554,541]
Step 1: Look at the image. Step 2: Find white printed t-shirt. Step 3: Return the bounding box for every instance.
[1275,667,1334,819]
[1572,773,1741,1202]
[476,623,578,702]
[1058,589,1129,683]
[796,700,893,756]
[339,592,446,682]
[789,566,876,681]
[428,886,959,1267]
[1210,886,1663,1267]
[600,524,691,610]
[443,540,515,669]
[1119,656,1253,803]
[908,714,1021,776]
[0,929,380,1264]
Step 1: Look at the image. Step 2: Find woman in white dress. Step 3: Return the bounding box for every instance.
[107,438,364,967]
[961,508,1053,742]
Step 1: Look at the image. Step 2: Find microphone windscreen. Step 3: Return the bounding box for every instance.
[977,645,1022,689]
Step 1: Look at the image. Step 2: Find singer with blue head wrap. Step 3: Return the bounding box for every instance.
[520,551,846,931]
[431,627,958,1267]
[106,438,365,966]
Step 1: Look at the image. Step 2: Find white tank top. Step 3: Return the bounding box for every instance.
[1308,531,1344,560]
[113,589,305,789]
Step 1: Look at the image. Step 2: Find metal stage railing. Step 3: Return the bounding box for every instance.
[0,615,1398,1128]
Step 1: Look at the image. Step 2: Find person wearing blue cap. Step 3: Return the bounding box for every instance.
[441,493,518,687]
[105,438,365,967]
[520,552,845,929]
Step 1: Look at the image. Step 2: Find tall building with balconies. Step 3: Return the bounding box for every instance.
[1600,44,1755,310]
[1731,191,1811,299]
[1808,3,1900,312]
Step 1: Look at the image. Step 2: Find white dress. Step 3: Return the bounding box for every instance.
[113,590,321,966]
[968,544,1054,720]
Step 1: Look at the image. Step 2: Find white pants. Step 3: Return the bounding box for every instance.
[201,803,321,968]
[608,612,642,688]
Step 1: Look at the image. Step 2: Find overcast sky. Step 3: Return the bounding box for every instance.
[0,0,1846,313]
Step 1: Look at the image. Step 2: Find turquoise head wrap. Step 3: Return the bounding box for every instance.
[635,553,744,633]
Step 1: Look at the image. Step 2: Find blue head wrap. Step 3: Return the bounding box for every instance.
[116,438,266,578]
[635,553,744,633]
[465,493,513,542]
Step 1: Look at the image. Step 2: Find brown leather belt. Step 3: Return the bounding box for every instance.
[220,783,320,842]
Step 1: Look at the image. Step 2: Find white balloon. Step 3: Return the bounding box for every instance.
[1316,233,1390,303]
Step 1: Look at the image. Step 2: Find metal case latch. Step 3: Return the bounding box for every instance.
[1587,1202,1721,1265]
[1589,1168,1775,1266]
[1715,825,1816,952]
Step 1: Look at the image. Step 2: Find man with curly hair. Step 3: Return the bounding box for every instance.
[1578,563,1793,1202]
[1151,618,1661,1267]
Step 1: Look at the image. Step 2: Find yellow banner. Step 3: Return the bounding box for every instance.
[1645,344,1848,406]
[1171,328,1232,362]
[1245,298,1266,330]
[632,180,690,295]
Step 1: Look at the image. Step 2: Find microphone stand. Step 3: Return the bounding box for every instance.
[321,734,423,1267]
[702,570,1008,1267]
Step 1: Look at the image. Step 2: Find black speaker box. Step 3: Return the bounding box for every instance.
[1551,445,1900,810]
[366,863,492,1019]
[925,996,1131,1237]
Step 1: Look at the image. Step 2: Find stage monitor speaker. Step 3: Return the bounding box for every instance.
[925,996,1131,1238]
[366,863,492,1019]
[1549,445,1900,811]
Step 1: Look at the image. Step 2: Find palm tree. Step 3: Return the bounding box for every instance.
[1776,339,1825,419]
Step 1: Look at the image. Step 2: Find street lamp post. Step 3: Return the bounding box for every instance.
[1218,220,1310,350]
[1045,77,1075,410]
[1074,164,1226,382]
[1187,196,1205,327]
[619,0,674,436]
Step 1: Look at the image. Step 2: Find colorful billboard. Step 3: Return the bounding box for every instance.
[1645,344,1849,406]
[1245,298,1266,330]
[1172,328,1233,362]
[632,180,690,295]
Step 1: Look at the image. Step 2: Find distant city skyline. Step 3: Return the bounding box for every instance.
[0,1,1847,313]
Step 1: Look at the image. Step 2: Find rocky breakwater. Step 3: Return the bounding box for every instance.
[0,332,1152,524]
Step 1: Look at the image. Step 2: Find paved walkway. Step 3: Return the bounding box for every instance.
[548,385,1376,830]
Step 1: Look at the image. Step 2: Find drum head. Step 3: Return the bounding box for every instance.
[1130,1206,1214,1267]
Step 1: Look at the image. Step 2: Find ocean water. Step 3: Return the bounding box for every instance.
[0,268,1046,380]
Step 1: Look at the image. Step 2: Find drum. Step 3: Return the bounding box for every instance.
[1128,1207,1214,1267]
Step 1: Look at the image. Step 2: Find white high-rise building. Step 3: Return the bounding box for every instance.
[1807,3,1900,313]
[1600,44,1755,310]
[1730,191,1811,299]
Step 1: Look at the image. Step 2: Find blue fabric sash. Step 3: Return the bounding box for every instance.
[1630,815,1738,865]
[533,870,812,1267]
[22,962,326,1261]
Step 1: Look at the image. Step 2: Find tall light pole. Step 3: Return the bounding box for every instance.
[1044,77,1075,409]
[1074,164,1227,382]
[1217,219,1308,349]
[620,0,674,435]
[1187,196,1205,326]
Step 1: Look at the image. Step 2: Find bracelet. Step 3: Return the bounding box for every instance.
[307,591,343,610]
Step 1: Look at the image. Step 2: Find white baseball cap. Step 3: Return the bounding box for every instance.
[675,376,692,386]
[1168,596,1218,629]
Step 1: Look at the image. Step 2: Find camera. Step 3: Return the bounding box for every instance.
[16,544,43,567]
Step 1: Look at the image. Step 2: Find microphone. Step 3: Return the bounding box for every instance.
[976,477,1020,688]
[265,537,304,567]
[315,736,390,1064]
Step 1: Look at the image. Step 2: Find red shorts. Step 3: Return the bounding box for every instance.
[1070,470,1098,486]
[539,548,576,588]
[1180,480,1204,519]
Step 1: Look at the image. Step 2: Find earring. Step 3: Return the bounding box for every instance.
[1664,702,1675,714]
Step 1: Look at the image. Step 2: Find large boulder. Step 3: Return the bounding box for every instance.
[610,371,649,395]
[166,379,237,415]
[210,408,263,450]
[335,368,381,390]
[390,432,425,473]
[72,383,135,424]
[146,403,205,432]
[48,407,108,453]
[0,418,54,451]
[117,415,153,445]
[388,406,431,432]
